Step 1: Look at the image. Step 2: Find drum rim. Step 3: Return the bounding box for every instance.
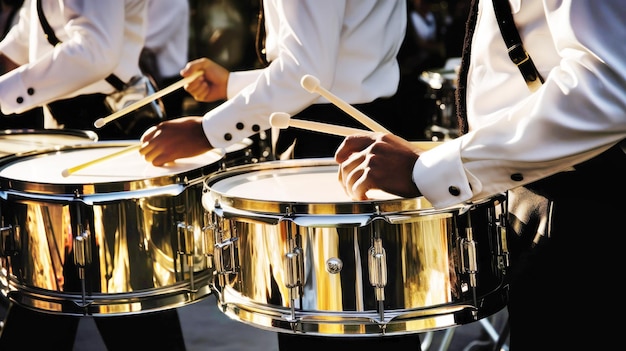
[0,141,224,197]
[204,158,500,216]
[0,128,99,141]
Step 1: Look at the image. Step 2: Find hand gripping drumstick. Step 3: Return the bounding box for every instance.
[61,144,140,177]
[269,112,441,150]
[300,74,391,134]
[94,71,203,128]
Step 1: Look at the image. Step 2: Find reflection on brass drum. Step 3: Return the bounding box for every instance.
[0,141,224,316]
[204,159,510,336]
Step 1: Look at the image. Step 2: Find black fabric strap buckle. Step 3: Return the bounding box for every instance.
[493,0,544,91]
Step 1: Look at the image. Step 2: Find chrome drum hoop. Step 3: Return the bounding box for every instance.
[0,128,98,158]
[203,158,510,336]
[0,141,224,316]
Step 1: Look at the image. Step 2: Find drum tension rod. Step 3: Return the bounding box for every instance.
[283,216,304,324]
[73,230,93,311]
[459,211,481,319]
[368,218,388,324]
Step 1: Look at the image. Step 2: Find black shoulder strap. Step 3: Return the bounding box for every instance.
[36,0,60,46]
[492,0,544,91]
[36,0,126,91]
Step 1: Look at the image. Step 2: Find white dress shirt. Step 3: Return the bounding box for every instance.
[0,0,146,116]
[413,0,626,209]
[144,0,189,79]
[202,0,407,149]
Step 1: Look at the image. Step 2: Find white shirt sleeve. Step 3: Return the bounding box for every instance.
[202,0,406,149]
[0,0,146,114]
[413,0,626,209]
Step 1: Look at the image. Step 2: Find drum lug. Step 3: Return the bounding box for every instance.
[496,213,510,272]
[285,247,304,319]
[460,227,478,289]
[177,222,195,255]
[73,230,93,311]
[368,236,387,321]
[177,222,203,292]
[284,249,303,290]
[214,237,238,275]
[0,224,20,257]
[73,230,92,271]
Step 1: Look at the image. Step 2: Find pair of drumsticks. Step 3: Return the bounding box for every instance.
[62,72,436,176]
[271,75,437,149]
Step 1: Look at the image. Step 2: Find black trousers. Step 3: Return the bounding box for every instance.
[0,303,186,350]
[506,143,626,350]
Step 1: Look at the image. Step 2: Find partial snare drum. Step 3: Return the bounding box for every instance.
[0,129,98,157]
[204,159,509,336]
[0,141,224,316]
[420,69,460,141]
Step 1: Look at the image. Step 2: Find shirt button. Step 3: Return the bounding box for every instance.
[224,133,232,141]
[235,122,244,130]
[16,96,24,104]
[510,173,524,181]
[448,186,461,196]
[252,124,260,132]
[27,88,35,95]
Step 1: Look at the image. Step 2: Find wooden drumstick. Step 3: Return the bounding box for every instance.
[94,71,203,128]
[269,112,441,150]
[61,144,140,177]
[300,74,391,133]
[270,112,371,137]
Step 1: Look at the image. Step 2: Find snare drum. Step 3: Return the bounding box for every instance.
[0,129,98,157]
[0,141,224,316]
[204,159,509,336]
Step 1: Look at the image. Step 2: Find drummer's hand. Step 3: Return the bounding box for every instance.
[140,117,213,166]
[334,133,421,200]
[181,57,229,103]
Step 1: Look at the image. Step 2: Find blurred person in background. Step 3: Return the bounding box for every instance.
[141,0,191,118]
[0,0,42,129]
[0,1,186,349]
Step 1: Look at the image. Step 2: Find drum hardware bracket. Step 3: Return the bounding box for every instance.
[284,249,302,323]
[214,236,238,276]
[177,222,196,255]
[368,236,387,323]
[0,224,20,257]
[283,218,304,317]
[459,226,479,289]
[459,222,481,320]
[73,231,93,310]
[177,222,200,291]
[496,213,510,273]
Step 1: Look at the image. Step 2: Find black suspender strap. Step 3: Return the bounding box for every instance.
[36,0,60,46]
[492,0,544,91]
[36,0,127,91]
[254,0,268,67]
